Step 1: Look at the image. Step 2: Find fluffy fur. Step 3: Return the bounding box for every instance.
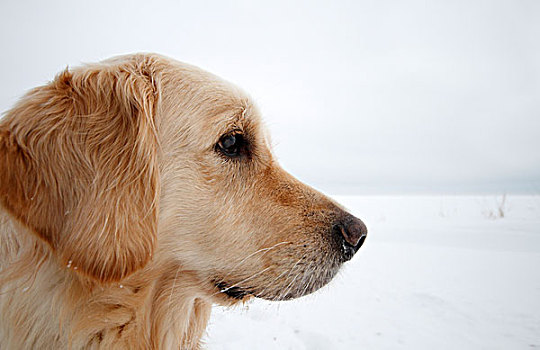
[0,54,367,349]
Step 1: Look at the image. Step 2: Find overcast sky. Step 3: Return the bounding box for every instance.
[1,0,539,194]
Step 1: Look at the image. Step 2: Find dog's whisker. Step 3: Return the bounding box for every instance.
[167,265,182,309]
[231,241,291,271]
[275,256,305,300]
[254,255,302,300]
[281,264,304,300]
[210,266,273,298]
[300,260,316,296]
[217,241,291,283]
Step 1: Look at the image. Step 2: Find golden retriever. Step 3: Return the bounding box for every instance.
[0,53,367,349]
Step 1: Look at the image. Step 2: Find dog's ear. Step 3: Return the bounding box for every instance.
[0,56,161,282]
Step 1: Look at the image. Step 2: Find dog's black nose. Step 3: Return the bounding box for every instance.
[333,214,367,261]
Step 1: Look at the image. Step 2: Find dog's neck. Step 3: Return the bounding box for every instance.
[0,209,212,349]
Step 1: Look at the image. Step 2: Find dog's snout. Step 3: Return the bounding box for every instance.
[333,214,367,260]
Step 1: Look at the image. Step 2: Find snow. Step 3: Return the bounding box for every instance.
[204,195,540,349]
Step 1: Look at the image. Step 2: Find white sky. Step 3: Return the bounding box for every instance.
[1,0,539,194]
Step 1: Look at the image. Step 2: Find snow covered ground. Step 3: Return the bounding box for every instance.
[204,195,540,349]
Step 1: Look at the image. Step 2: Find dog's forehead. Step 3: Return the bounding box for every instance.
[162,57,267,149]
[188,82,261,141]
[163,60,264,141]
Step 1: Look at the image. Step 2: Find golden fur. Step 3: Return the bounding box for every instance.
[0,54,367,349]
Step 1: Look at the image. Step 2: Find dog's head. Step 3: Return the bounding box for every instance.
[0,54,367,302]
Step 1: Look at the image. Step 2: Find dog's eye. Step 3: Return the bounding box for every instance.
[216,133,246,158]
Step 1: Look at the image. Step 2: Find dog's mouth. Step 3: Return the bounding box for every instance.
[214,281,253,300]
[212,258,342,302]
